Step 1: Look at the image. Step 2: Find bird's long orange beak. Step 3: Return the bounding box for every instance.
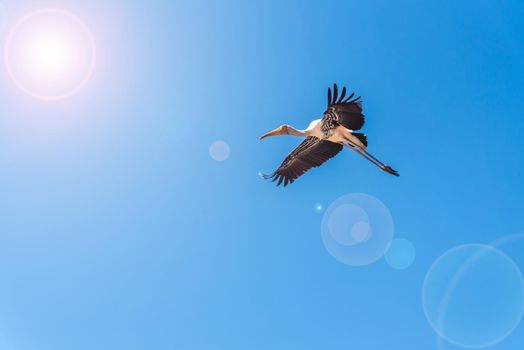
[259,127,282,140]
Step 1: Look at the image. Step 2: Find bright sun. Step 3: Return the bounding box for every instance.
[4,9,96,101]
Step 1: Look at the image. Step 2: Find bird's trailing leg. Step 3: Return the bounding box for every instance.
[360,149,399,176]
[345,143,384,170]
[344,142,399,176]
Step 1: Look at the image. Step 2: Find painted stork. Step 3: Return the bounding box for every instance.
[260,84,399,186]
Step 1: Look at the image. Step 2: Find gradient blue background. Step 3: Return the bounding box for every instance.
[1,0,524,349]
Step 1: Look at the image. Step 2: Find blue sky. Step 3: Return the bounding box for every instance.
[1,0,524,349]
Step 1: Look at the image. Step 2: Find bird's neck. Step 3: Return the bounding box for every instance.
[287,126,308,137]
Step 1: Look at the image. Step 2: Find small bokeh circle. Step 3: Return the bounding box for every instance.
[321,193,394,267]
[209,140,230,161]
[423,244,524,348]
[384,238,415,269]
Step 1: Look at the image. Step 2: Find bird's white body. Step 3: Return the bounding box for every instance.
[304,119,324,138]
[303,119,367,149]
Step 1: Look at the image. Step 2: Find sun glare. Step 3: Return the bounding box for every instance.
[4,9,96,101]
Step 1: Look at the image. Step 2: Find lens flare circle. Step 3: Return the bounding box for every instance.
[423,244,524,348]
[209,140,230,161]
[4,8,96,101]
[321,193,394,267]
[384,238,415,269]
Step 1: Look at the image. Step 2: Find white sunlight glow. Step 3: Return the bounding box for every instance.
[4,9,96,101]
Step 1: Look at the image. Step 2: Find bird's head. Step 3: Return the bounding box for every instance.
[259,125,289,140]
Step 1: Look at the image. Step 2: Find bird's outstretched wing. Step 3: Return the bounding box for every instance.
[321,83,365,131]
[262,136,343,186]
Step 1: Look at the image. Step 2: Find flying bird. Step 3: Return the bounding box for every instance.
[260,84,399,186]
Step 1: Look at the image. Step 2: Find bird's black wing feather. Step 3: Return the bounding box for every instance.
[264,137,343,186]
[322,83,365,131]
